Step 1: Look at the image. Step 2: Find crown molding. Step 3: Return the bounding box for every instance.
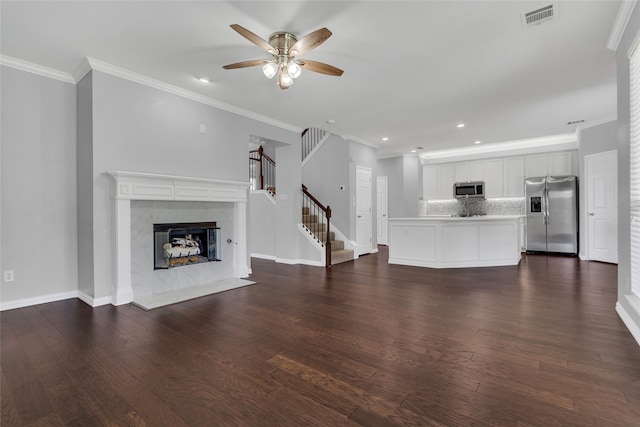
[341,134,378,149]
[86,57,302,134]
[420,133,578,163]
[607,0,638,51]
[0,55,74,84]
[72,57,92,82]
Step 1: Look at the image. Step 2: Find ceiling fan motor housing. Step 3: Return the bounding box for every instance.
[269,32,299,56]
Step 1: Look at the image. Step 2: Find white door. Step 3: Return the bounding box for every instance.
[356,166,372,256]
[377,176,388,245]
[586,150,618,263]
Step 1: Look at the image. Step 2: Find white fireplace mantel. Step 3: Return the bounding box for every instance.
[106,171,249,305]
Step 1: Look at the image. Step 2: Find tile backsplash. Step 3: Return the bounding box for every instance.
[420,197,525,217]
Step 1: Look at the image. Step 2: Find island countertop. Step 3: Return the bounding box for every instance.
[388,215,523,268]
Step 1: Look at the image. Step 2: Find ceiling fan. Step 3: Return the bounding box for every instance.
[222,24,343,90]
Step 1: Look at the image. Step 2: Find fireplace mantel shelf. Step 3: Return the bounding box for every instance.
[107,171,248,203]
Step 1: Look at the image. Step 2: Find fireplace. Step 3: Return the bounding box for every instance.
[154,222,220,269]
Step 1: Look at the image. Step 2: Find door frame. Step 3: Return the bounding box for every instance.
[355,165,373,256]
[584,149,618,262]
[377,175,388,245]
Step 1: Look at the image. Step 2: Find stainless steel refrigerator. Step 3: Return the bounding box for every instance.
[525,175,578,255]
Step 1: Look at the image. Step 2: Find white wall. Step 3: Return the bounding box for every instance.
[1,66,78,306]
[615,4,640,343]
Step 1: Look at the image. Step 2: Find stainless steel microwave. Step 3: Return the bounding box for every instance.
[453,181,485,199]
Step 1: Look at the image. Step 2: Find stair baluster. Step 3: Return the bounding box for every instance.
[302,184,332,267]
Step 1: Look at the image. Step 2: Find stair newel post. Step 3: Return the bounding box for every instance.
[326,206,332,268]
[258,146,265,190]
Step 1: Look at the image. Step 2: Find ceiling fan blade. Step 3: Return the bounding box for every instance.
[222,59,268,70]
[230,24,274,52]
[290,28,332,55]
[299,60,343,76]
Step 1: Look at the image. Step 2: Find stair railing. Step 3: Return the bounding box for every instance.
[302,184,332,267]
[249,146,276,195]
[301,127,329,162]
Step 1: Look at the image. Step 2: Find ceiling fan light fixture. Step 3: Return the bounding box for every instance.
[287,61,302,79]
[262,62,277,79]
[278,67,294,88]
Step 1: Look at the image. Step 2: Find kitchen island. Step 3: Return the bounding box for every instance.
[388,215,523,268]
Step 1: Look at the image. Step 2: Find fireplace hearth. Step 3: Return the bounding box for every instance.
[154,222,220,269]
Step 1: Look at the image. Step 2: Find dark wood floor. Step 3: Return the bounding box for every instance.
[2,247,640,426]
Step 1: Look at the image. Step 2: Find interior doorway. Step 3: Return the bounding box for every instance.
[356,165,372,256]
[377,176,388,245]
[585,150,618,263]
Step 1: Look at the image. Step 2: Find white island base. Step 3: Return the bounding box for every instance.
[388,216,522,268]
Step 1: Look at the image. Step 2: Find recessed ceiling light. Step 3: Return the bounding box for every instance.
[198,77,210,83]
[382,137,389,141]
[474,140,482,144]
[326,119,336,124]
[457,123,465,128]
[411,150,417,153]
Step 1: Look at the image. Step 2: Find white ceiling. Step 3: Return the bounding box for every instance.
[0,1,621,158]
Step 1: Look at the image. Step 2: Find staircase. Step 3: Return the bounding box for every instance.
[302,206,354,265]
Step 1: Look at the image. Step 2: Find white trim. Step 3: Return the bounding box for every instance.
[0,55,75,84]
[420,133,577,163]
[629,14,640,58]
[301,132,332,167]
[274,257,324,267]
[72,57,92,82]
[252,190,277,205]
[616,298,640,347]
[1,290,78,311]
[608,0,639,51]
[87,57,302,134]
[341,134,379,149]
[78,291,113,308]
[251,253,276,261]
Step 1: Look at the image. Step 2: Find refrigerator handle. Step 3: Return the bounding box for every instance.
[543,187,549,225]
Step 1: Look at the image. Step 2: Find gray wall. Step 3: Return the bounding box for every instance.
[248,192,276,258]
[615,4,640,335]
[377,157,404,218]
[578,120,618,257]
[1,66,78,303]
[275,142,302,262]
[349,140,378,246]
[377,155,420,218]
[403,155,420,217]
[88,70,298,300]
[302,134,350,233]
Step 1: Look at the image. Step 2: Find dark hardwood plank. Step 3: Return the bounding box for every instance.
[1,247,639,426]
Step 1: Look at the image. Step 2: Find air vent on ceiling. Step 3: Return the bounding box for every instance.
[522,4,555,27]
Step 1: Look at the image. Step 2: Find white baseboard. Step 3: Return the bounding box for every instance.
[251,253,276,261]
[275,257,324,267]
[1,290,78,311]
[78,291,113,307]
[616,298,640,347]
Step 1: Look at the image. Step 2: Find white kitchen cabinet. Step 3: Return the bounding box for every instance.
[423,165,438,200]
[454,161,483,182]
[525,154,548,177]
[483,158,504,198]
[504,157,525,197]
[437,164,455,199]
[549,151,575,175]
[422,150,576,201]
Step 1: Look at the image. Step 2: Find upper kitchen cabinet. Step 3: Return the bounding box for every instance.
[454,161,483,182]
[504,157,525,197]
[483,158,504,198]
[422,150,576,201]
[525,151,576,178]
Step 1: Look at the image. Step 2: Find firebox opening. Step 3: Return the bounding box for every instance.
[153,222,220,270]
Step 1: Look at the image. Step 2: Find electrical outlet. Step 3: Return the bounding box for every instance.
[4,270,15,282]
